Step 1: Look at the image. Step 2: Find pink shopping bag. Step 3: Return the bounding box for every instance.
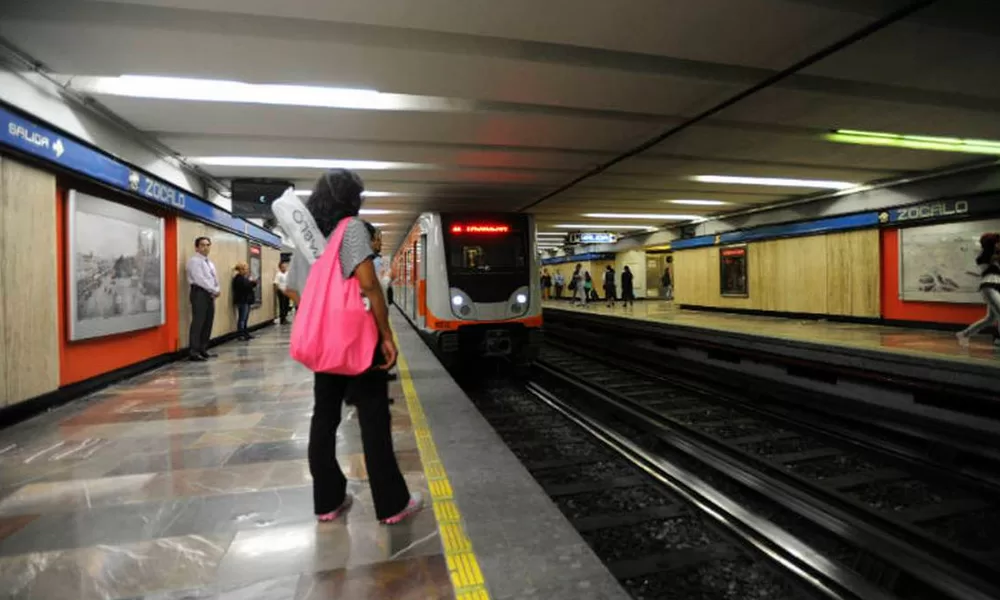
[290,218,379,375]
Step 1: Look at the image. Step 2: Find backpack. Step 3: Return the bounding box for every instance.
[289,218,378,375]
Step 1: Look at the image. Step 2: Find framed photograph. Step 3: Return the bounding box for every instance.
[719,244,749,297]
[899,218,1000,304]
[248,243,263,306]
[67,190,165,341]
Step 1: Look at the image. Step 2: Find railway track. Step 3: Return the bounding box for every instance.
[448,328,1000,599]
[509,341,1000,600]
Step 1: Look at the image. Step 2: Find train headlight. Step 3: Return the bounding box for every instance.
[450,288,475,318]
[507,286,530,317]
[452,295,464,306]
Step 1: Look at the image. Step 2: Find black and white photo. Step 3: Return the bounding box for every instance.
[67,190,165,340]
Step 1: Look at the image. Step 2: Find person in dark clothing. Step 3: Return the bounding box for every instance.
[273,261,291,324]
[186,236,219,361]
[662,268,673,300]
[621,265,635,307]
[603,265,616,307]
[232,262,258,340]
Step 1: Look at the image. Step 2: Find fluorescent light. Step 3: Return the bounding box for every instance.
[358,209,394,215]
[555,224,657,230]
[536,233,566,237]
[64,75,472,112]
[295,190,401,198]
[827,129,1000,155]
[693,175,857,189]
[667,199,728,206]
[192,157,429,170]
[583,213,697,220]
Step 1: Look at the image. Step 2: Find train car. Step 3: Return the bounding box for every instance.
[391,212,542,365]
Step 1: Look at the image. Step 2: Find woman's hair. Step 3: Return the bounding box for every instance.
[978,232,1000,263]
[233,262,246,272]
[363,220,377,240]
[306,169,365,236]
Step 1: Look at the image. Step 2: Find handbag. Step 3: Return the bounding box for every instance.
[289,218,379,375]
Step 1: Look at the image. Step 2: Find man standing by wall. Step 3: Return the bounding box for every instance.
[273,261,291,324]
[187,236,219,361]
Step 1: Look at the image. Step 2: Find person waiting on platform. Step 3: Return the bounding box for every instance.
[186,236,219,361]
[603,265,616,307]
[957,232,1000,348]
[570,264,587,306]
[232,262,258,341]
[284,169,421,525]
[273,261,291,324]
[584,271,596,302]
[662,268,673,300]
[365,221,397,383]
[621,265,635,308]
[554,270,565,299]
[541,268,552,300]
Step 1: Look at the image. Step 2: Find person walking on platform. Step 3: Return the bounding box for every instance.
[283,169,422,525]
[273,261,291,324]
[232,262,258,341]
[186,236,219,361]
[662,268,673,300]
[621,265,635,308]
[554,270,565,299]
[584,271,596,302]
[541,268,552,301]
[957,232,1000,347]
[603,265,616,307]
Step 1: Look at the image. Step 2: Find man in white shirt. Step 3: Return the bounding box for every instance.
[186,236,220,361]
[273,261,290,324]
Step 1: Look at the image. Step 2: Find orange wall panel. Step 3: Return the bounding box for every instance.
[880,228,982,325]
[56,188,180,387]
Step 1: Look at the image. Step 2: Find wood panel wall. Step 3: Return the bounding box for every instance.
[0,157,60,407]
[176,218,278,348]
[673,229,880,318]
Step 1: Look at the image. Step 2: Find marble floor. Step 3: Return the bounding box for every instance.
[0,326,450,599]
[544,300,1000,368]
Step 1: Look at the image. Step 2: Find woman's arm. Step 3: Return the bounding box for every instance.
[355,258,397,370]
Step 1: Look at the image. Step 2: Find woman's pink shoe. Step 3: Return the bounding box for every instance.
[379,493,423,525]
[317,495,353,522]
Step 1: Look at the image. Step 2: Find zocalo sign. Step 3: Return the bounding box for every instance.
[879,197,996,224]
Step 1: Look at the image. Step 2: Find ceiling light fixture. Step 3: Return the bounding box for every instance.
[294,190,401,198]
[554,224,657,230]
[827,129,1000,155]
[583,213,697,220]
[63,75,471,112]
[693,175,857,189]
[191,157,430,170]
[667,199,728,206]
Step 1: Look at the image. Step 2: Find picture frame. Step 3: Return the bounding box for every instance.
[67,190,165,340]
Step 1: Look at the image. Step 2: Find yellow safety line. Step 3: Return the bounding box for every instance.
[394,336,492,600]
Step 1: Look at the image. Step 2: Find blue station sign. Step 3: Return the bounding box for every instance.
[1,104,280,248]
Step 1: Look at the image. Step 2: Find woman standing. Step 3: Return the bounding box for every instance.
[284,169,422,525]
[231,263,257,341]
[957,232,1000,347]
[621,265,635,308]
[541,268,552,301]
[571,264,586,306]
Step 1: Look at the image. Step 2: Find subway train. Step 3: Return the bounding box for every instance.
[390,212,543,365]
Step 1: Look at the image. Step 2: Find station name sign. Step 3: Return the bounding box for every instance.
[569,232,618,244]
[0,105,280,247]
[880,196,998,225]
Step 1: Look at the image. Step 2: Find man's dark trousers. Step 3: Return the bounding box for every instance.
[189,286,215,357]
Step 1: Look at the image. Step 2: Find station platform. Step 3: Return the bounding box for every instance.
[0,312,627,600]
[543,300,1000,436]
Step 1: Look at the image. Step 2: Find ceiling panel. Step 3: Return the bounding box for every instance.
[1,0,996,251]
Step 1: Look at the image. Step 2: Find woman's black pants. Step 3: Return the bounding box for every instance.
[309,363,410,520]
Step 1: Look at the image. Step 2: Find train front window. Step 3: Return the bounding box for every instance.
[448,234,526,273]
